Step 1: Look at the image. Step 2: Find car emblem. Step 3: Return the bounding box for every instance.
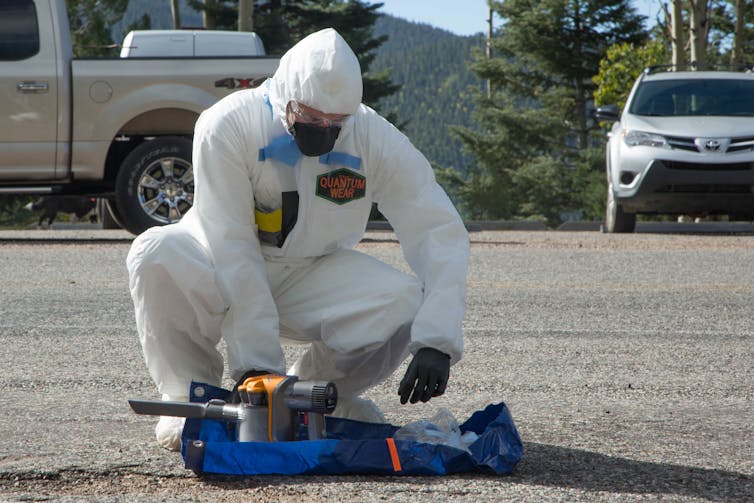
[705,140,720,151]
[695,137,730,153]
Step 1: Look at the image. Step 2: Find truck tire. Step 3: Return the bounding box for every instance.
[96,198,123,229]
[605,182,636,233]
[114,136,194,235]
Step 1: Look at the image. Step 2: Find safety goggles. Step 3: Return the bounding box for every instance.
[287,101,350,128]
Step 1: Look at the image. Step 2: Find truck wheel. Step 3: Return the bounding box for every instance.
[605,182,636,233]
[115,136,194,235]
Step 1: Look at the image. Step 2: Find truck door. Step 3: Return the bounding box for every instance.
[0,0,58,180]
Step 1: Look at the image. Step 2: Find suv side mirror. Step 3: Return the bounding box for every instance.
[595,104,620,122]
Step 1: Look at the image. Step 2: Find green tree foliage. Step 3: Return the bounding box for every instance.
[117,1,199,34]
[726,0,754,64]
[65,0,129,56]
[650,0,754,66]
[0,196,36,228]
[452,0,647,224]
[288,1,400,109]
[593,40,667,110]
[705,0,754,64]
[184,0,397,111]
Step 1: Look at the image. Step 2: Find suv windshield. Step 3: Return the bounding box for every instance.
[629,78,754,117]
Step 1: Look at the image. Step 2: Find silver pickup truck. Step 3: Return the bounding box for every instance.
[0,0,279,234]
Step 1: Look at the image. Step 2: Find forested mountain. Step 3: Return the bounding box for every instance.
[113,2,481,174]
[371,16,483,175]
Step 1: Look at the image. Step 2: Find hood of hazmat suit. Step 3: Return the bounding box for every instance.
[268,28,362,130]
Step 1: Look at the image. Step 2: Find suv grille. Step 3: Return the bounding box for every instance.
[665,135,754,153]
[728,136,754,152]
[666,136,698,152]
[662,160,754,171]
[662,161,754,171]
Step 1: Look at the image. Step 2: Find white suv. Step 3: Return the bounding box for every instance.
[596,66,754,232]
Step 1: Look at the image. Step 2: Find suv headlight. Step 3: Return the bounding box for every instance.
[622,130,668,148]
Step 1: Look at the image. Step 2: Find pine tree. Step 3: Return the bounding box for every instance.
[66,0,129,56]
[452,0,647,224]
[187,0,398,112]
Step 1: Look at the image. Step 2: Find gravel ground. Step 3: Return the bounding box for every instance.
[0,229,752,502]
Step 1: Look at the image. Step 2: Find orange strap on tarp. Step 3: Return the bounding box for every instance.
[386,438,402,472]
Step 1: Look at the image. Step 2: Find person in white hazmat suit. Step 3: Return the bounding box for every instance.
[126,28,470,451]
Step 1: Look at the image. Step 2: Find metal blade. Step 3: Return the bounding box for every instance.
[128,399,208,419]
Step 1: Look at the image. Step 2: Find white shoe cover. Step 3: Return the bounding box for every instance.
[154,394,188,451]
[331,396,386,423]
[155,415,186,451]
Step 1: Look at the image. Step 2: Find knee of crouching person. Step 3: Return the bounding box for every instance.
[126,226,173,277]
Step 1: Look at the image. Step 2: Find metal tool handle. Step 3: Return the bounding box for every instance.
[306,413,327,440]
[128,399,241,422]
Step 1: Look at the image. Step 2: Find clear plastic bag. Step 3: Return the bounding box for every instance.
[393,408,479,453]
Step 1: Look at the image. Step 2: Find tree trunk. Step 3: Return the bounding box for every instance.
[573,1,588,150]
[688,0,708,66]
[670,0,685,67]
[731,0,745,65]
[170,0,181,29]
[238,0,254,32]
[203,0,216,29]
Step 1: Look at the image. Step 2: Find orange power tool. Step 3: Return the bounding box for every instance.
[128,374,338,442]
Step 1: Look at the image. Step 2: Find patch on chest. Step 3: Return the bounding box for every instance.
[316,168,366,205]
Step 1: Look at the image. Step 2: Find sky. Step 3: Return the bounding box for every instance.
[373,0,662,37]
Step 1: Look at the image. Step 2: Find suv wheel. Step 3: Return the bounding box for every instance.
[114,136,194,235]
[605,182,636,233]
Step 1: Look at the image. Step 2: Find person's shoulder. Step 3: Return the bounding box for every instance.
[353,103,382,122]
[208,88,265,119]
[197,88,267,134]
[352,104,400,137]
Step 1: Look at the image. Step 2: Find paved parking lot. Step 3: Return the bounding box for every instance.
[0,229,752,501]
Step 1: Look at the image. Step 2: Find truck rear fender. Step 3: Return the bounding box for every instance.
[71,83,219,180]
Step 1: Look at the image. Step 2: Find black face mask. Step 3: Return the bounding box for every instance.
[289,122,341,157]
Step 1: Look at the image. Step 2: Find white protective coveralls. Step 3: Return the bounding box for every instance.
[126,29,469,433]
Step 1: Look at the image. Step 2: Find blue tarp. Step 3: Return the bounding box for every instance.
[181,382,523,476]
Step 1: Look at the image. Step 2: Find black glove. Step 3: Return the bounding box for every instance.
[398,347,451,404]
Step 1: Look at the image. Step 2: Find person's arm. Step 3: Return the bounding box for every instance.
[191,98,285,378]
[366,110,470,394]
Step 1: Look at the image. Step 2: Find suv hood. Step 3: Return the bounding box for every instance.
[624,115,754,138]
